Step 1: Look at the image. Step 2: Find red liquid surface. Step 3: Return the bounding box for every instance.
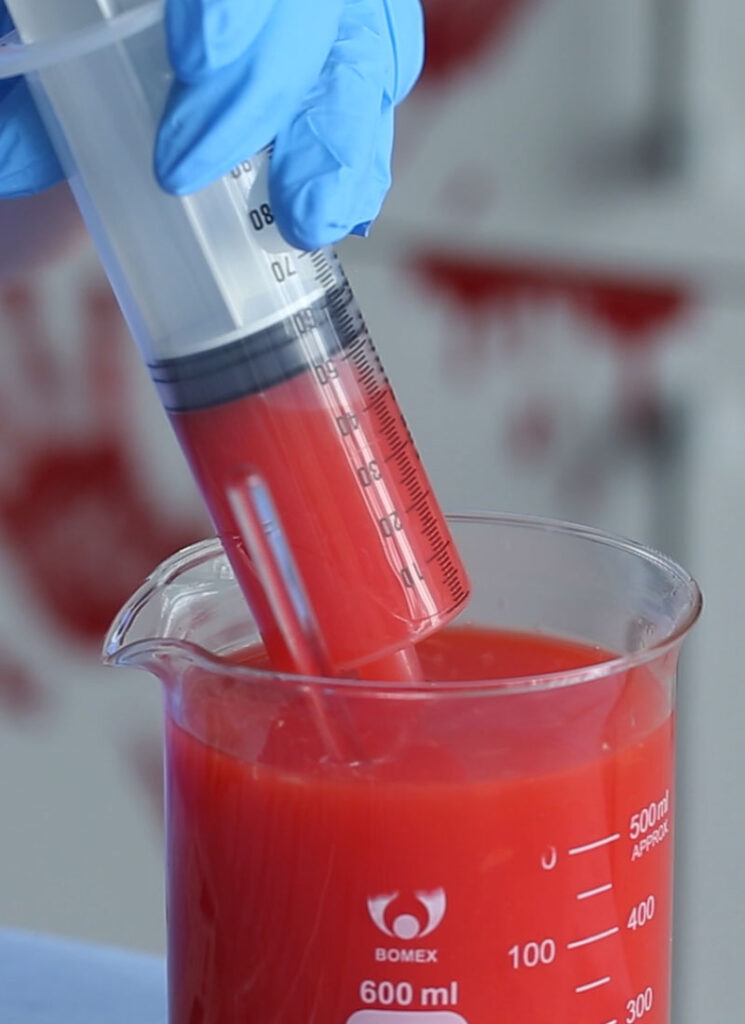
[166,627,675,1024]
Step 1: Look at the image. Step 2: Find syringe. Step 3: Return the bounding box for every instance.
[1,0,470,680]
[162,207,470,679]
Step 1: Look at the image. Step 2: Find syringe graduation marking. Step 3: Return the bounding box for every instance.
[310,255,467,606]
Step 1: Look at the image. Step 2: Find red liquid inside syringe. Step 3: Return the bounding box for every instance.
[158,277,469,679]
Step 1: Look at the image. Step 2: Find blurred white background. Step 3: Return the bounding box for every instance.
[1,1,744,1021]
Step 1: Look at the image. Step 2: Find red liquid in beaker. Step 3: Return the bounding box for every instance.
[166,627,674,1023]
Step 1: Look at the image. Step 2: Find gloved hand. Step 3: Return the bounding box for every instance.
[0,0,424,249]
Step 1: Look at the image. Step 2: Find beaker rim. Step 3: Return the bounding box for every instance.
[104,512,702,699]
[0,1,163,79]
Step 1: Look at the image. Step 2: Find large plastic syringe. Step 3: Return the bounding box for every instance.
[1,0,470,679]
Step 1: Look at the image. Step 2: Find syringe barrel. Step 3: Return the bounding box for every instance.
[165,276,471,672]
[4,0,333,363]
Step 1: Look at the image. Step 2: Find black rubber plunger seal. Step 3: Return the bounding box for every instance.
[150,283,360,412]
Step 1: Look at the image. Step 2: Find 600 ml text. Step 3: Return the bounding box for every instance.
[361,980,458,1007]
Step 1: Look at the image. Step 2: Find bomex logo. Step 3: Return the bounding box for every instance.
[367,888,447,940]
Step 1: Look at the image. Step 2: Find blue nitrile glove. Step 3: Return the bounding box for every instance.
[0,0,424,250]
[0,6,63,196]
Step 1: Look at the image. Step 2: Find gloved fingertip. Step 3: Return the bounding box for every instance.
[0,168,63,199]
[273,211,343,252]
[272,169,389,251]
[154,166,193,197]
[351,221,372,238]
[0,79,64,197]
[156,114,266,198]
[154,147,217,196]
[156,49,303,196]
[153,138,191,195]
[154,104,215,195]
[0,139,64,196]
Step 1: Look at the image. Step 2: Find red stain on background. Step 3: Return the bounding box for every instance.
[506,401,559,462]
[0,280,206,644]
[421,0,539,81]
[412,254,691,471]
[0,650,50,721]
[413,255,689,346]
[0,442,203,642]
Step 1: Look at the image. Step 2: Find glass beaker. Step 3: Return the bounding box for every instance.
[105,514,700,1024]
